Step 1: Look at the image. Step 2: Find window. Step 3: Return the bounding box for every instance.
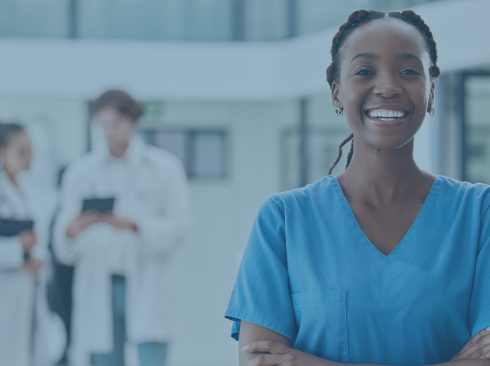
[0,0,68,38]
[297,0,371,36]
[140,128,228,180]
[296,0,442,36]
[78,0,232,41]
[0,0,442,41]
[244,0,289,41]
[462,73,490,183]
[281,127,350,190]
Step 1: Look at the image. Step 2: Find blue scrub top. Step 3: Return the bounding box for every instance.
[225,175,490,365]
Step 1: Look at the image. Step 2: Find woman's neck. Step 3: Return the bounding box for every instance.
[337,140,432,204]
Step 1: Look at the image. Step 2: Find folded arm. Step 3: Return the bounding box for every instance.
[239,321,490,366]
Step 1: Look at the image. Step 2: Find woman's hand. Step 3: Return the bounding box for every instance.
[66,213,102,238]
[20,230,37,252]
[452,328,490,360]
[242,341,327,366]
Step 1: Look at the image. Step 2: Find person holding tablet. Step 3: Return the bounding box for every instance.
[0,122,64,366]
[54,90,191,366]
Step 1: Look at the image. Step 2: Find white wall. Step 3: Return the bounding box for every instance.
[154,100,296,366]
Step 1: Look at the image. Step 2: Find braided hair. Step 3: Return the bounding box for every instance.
[326,10,440,174]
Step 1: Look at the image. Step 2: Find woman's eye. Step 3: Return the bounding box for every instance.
[401,68,418,77]
[354,69,372,77]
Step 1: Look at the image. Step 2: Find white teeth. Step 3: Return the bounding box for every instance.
[368,109,406,119]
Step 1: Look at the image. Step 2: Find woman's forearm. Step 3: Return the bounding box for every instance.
[435,361,490,366]
[239,321,490,366]
[319,359,490,366]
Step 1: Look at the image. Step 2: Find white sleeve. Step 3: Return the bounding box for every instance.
[0,236,24,269]
[132,155,191,256]
[52,165,85,265]
[31,211,53,264]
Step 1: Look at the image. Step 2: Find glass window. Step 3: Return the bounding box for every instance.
[281,127,351,189]
[78,0,232,41]
[191,131,227,178]
[147,130,188,165]
[244,0,289,41]
[375,0,436,10]
[296,0,443,36]
[140,128,228,180]
[182,0,233,41]
[296,0,371,36]
[464,75,490,184]
[0,0,68,38]
[280,95,351,190]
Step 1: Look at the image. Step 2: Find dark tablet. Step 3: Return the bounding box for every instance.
[0,218,34,237]
[81,197,115,214]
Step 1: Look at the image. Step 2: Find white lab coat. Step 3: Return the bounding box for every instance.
[54,138,191,365]
[0,170,65,366]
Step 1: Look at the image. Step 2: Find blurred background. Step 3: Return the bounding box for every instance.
[0,0,489,365]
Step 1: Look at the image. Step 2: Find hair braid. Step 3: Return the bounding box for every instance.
[346,138,354,170]
[328,133,353,175]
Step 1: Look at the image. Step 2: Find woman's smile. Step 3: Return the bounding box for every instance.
[363,105,411,129]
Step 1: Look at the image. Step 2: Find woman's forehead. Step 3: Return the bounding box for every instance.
[340,18,429,62]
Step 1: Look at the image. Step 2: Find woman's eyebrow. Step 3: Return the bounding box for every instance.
[395,53,422,62]
[350,53,378,63]
[350,53,423,64]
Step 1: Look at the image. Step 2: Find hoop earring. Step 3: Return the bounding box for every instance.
[335,107,343,116]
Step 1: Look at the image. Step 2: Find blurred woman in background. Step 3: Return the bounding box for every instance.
[0,122,64,366]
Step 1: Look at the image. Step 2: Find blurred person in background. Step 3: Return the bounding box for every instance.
[0,122,65,366]
[54,90,191,366]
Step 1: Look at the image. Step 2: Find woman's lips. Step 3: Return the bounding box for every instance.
[364,111,409,128]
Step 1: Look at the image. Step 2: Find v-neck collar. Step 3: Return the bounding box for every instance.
[332,174,441,260]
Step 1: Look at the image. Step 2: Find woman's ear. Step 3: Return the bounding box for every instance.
[330,81,342,108]
[331,81,343,111]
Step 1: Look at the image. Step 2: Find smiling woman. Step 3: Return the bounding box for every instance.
[225,9,490,366]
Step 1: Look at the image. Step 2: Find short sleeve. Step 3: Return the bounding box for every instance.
[469,204,490,336]
[224,198,296,343]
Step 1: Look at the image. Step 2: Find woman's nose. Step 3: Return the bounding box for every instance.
[373,75,402,98]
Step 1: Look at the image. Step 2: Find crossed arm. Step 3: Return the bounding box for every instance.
[239,321,490,366]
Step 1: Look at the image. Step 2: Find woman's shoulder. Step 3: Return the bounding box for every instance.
[266,176,338,212]
[434,175,490,214]
[436,175,490,197]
